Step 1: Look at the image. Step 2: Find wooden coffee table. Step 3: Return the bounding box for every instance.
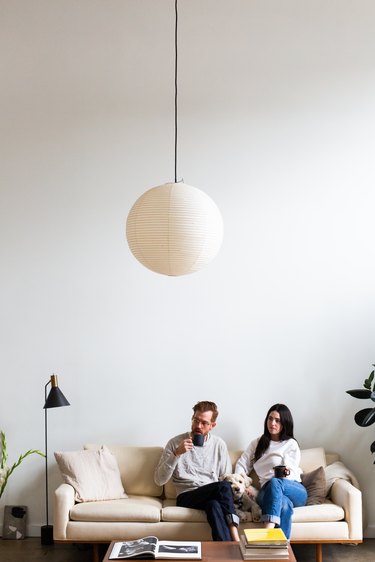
[103,541,297,562]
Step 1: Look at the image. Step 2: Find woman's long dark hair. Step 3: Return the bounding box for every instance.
[254,403,295,462]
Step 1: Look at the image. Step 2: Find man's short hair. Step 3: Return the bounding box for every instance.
[192,400,219,423]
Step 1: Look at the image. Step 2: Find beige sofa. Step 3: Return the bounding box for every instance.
[54,445,362,562]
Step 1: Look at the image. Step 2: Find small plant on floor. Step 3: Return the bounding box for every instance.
[346,365,375,462]
[0,430,45,499]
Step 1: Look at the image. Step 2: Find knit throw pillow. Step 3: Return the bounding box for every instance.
[54,445,127,502]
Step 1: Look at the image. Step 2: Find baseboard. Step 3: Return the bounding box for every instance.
[364,525,375,538]
[27,523,42,537]
[3,521,375,539]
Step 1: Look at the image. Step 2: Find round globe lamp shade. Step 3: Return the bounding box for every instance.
[126,182,223,276]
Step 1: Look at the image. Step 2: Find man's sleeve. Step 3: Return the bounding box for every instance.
[154,438,179,486]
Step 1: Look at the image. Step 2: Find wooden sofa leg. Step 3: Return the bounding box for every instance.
[315,543,322,562]
[93,543,99,562]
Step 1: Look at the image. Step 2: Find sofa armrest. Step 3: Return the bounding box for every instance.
[330,478,362,540]
[53,483,75,540]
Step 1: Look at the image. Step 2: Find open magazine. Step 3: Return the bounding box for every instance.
[109,537,202,560]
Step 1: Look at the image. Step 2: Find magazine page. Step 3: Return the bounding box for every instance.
[110,536,158,559]
[156,541,201,559]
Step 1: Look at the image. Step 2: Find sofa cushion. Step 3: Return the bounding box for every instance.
[85,444,164,497]
[54,446,127,502]
[160,499,345,524]
[301,466,326,505]
[292,501,345,522]
[70,496,163,522]
[161,501,208,523]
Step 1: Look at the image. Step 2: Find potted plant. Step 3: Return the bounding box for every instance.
[346,365,375,462]
[0,430,45,499]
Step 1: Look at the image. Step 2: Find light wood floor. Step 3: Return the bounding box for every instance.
[0,538,374,562]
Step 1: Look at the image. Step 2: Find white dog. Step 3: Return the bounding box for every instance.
[220,473,262,523]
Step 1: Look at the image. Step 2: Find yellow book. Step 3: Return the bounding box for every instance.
[243,528,288,546]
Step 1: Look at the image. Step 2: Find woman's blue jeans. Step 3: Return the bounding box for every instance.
[257,478,307,539]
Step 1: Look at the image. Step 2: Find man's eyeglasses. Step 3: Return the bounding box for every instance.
[192,417,212,427]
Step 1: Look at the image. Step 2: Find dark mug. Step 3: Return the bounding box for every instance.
[192,433,205,447]
[274,465,290,478]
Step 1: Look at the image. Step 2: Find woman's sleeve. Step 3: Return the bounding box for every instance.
[235,439,257,475]
[284,439,302,480]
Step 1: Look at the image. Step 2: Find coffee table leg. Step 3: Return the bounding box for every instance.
[315,543,322,562]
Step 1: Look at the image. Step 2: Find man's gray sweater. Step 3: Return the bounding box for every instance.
[154,432,232,497]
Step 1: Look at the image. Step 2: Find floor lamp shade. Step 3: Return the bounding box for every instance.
[44,386,70,409]
[126,182,224,276]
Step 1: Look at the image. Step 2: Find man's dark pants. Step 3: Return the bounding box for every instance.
[176,480,236,541]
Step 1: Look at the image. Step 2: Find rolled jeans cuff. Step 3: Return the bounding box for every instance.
[261,514,280,526]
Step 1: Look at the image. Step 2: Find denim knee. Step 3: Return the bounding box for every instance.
[216,480,236,514]
[217,480,232,497]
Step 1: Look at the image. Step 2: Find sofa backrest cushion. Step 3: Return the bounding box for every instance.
[164,478,177,500]
[165,447,330,499]
[85,444,164,497]
[300,447,327,472]
[229,449,243,468]
[81,445,336,500]
[325,452,340,466]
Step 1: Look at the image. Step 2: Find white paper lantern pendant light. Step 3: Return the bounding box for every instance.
[126,0,223,276]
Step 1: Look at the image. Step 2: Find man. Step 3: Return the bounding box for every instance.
[154,400,239,541]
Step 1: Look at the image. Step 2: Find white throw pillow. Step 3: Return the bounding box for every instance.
[54,445,127,502]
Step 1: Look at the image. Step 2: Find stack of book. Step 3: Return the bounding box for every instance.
[239,528,289,560]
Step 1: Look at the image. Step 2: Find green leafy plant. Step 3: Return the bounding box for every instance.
[346,365,375,462]
[0,430,45,499]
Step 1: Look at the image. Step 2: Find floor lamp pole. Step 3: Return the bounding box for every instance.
[41,381,53,545]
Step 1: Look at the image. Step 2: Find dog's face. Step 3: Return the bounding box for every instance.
[221,473,252,500]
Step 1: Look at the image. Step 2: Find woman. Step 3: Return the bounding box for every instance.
[235,403,307,539]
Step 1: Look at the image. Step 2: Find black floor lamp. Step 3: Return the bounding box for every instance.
[41,374,70,545]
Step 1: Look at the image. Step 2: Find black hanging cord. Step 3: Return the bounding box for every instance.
[174,0,178,183]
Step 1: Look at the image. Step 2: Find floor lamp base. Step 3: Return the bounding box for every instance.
[41,524,54,545]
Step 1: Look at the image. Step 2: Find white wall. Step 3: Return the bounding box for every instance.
[1,0,375,538]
